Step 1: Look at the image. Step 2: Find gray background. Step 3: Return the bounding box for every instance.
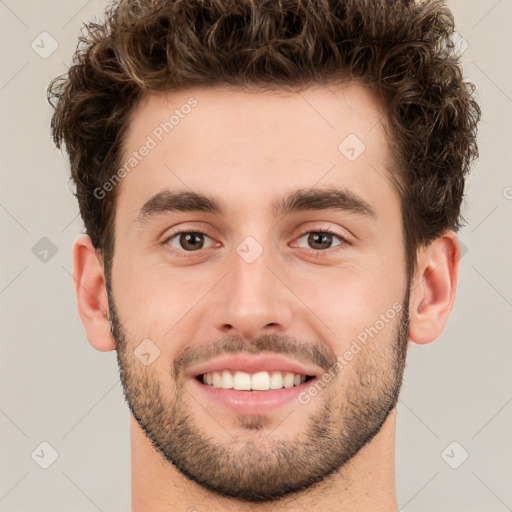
[1,1,511,511]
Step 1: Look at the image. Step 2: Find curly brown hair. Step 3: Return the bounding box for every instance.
[48,0,480,281]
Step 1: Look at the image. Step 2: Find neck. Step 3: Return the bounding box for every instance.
[131,408,399,512]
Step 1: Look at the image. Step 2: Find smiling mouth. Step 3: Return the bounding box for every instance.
[196,370,315,391]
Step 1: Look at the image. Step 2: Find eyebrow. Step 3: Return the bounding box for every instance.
[135,187,377,223]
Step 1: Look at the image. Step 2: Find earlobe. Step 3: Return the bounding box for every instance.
[72,235,115,352]
[408,231,461,345]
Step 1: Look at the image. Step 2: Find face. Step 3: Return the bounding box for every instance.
[107,83,411,502]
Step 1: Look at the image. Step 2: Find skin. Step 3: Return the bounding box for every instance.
[73,83,460,511]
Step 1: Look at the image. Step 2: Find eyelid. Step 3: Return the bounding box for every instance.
[160,222,216,243]
[291,223,353,244]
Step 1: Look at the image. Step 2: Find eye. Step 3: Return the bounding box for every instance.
[295,229,348,252]
[162,227,349,257]
[164,230,215,252]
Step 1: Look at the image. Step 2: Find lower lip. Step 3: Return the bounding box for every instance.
[189,377,316,414]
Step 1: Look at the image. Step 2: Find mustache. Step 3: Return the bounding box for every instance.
[172,334,338,378]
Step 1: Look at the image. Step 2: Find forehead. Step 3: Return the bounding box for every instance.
[125,82,388,156]
[116,83,396,223]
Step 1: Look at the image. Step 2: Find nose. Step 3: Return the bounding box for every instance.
[211,246,293,340]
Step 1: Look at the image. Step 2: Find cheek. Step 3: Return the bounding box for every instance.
[287,258,404,349]
[114,265,212,352]
[112,259,170,332]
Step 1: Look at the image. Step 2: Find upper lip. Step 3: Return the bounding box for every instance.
[187,353,322,379]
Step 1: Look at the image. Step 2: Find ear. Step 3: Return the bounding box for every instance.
[72,235,115,352]
[408,230,461,345]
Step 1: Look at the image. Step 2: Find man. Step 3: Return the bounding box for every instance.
[48,0,480,510]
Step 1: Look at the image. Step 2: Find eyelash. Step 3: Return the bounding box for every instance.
[162,226,350,257]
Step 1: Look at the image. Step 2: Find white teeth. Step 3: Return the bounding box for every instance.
[212,372,222,388]
[233,371,251,390]
[269,371,283,389]
[202,370,310,391]
[251,371,270,390]
[221,370,234,389]
[283,372,295,388]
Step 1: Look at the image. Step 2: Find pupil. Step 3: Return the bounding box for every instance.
[181,233,203,250]
[308,232,331,250]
